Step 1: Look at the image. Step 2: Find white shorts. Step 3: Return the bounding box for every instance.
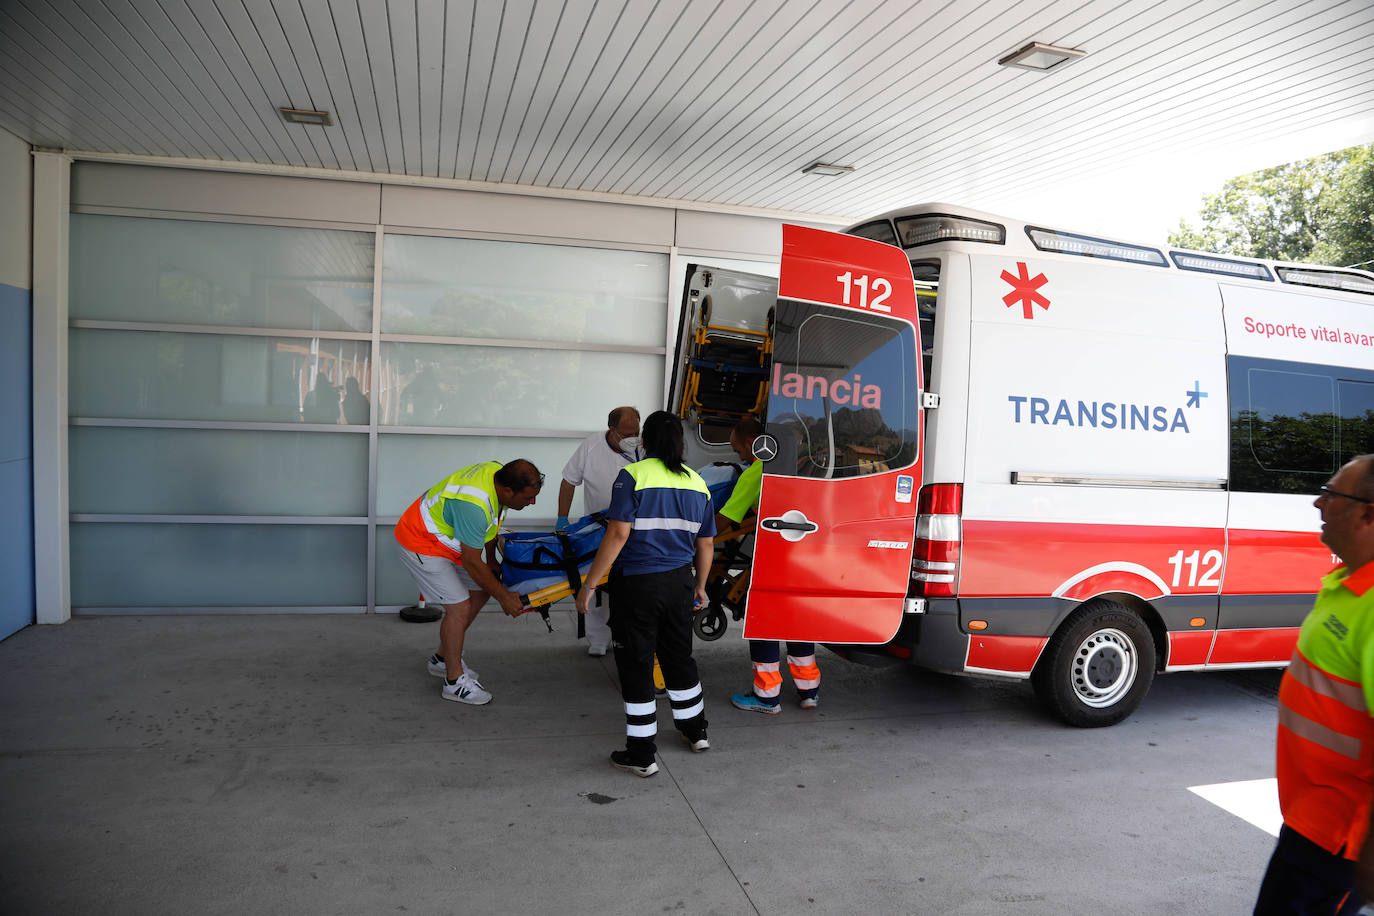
[396,543,484,605]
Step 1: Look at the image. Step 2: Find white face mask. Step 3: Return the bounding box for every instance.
[618,436,642,455]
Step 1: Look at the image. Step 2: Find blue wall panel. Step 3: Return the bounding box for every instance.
[0,280,34,640]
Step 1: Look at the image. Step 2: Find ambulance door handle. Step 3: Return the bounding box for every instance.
[761,509,819,542]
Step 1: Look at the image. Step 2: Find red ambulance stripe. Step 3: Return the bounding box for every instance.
[1165,630,1214,668]
[965,635,1047,676]
[1208,627,1299,665]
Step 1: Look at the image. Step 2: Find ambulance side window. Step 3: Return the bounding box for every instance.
[764,301,920,480]
[1228,356,1374,494]
[1338,379,1374,465]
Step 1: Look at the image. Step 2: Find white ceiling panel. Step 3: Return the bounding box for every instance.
[1,0,1371,239]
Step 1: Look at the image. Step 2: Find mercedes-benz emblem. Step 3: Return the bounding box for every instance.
[752,434,777,462]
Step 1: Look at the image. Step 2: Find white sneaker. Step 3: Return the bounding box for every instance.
[428,653,479,681]
[441,673,491,706]
[587,643,609,657]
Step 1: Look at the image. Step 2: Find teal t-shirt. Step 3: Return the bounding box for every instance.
[443,498,493,550]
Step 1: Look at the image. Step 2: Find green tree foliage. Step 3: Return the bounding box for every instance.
[1170,144,1374,268]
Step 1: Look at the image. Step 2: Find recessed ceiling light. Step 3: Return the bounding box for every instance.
[997,41,1086,71]
[279,107,333,126]
[801,161,854,177]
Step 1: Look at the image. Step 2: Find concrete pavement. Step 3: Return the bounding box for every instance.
[0,609,1283,915]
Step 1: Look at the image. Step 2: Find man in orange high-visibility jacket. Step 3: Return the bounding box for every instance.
[1254,454,1374,915]
[394,459,543,707]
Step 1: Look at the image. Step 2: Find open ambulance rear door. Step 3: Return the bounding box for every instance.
[743,225,924,645]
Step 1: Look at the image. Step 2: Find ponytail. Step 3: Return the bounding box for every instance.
[642,410,687,475]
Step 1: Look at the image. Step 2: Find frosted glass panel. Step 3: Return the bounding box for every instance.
[70,214,374,332]
[377,434,589,523]
[70,523,366,607]
[377,342,661,428]
[71,328,373,423]
[376,525,421,606]
[382,234,667,345]
[71,427,367,515]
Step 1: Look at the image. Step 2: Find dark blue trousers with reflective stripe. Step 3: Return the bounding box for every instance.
[608,563,707,756]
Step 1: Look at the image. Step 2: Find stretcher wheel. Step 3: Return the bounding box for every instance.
[693,605,728,641]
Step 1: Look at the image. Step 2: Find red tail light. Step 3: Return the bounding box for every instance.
[912,483,962,598]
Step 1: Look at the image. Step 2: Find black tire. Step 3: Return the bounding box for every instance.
[1031,601,1155,727]
[693,605,728,641]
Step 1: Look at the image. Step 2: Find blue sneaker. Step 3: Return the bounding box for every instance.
[730,693,780,715]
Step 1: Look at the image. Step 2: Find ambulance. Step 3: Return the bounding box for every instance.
[670,205,1374,726]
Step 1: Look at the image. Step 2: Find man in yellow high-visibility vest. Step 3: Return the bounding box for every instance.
[394,459,543,706]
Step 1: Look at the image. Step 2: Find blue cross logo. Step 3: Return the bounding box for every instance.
[1186,381,1208,408]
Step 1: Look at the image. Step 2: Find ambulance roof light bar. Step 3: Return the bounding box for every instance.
[1170,252,1273,281]
[1026,227,1167,266]
[895,214,1006,248]
[1275,266,1374,296]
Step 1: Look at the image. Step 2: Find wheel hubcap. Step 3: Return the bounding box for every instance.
[1070,627,1137,708]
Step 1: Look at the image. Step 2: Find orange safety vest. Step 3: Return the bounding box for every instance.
[1274,561,1374,859]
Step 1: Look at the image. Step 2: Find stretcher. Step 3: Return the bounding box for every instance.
[676,295,773,432]
[499,514,608,635]
[513,569,611,632]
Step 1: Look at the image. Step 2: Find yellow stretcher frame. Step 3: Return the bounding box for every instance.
[517,570,610,610]
[678,323,773,425]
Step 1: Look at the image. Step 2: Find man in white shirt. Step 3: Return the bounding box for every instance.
[557,406,643,655]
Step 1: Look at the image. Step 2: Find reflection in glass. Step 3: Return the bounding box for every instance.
[378,342,661,429]
[70,427,368,516]
[70,328,372,424]
[764,303,919,480]
[70,214,374,332]
[381,234,667,345]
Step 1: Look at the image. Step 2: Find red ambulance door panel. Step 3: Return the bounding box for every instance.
[743,225,923,645]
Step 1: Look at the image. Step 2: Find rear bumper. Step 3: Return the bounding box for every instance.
[894,598,968,674]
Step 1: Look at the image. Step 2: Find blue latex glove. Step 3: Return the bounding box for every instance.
[555,516,569,531]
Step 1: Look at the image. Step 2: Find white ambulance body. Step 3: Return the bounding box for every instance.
[673,205,1374,726]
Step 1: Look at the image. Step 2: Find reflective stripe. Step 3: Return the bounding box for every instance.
[672,698,704,720]
[436,483,497,518]
[669,683,704,720]
[632,517,702,532]
[787,654,821,691]
[753,661,783,698]
[1287,652,1365,712]
[1279,704,1363,760]
[625,460,710,494]
[625,698,658,738]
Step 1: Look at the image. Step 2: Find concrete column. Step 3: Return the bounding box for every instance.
[32,151,70,624]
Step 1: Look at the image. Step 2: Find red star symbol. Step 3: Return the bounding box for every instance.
[1001,262,1050,319]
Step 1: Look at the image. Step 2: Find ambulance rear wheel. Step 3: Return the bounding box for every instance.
[1032,601,1155,728]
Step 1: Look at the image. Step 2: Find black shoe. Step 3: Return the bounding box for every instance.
[610,749,658,777]
[681,730,709,753]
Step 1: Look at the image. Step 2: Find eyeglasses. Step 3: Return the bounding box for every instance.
[1318,485,1373,505]
[533,473,546,488]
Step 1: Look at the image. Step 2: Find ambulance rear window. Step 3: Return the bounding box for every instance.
[763,302,920,480]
